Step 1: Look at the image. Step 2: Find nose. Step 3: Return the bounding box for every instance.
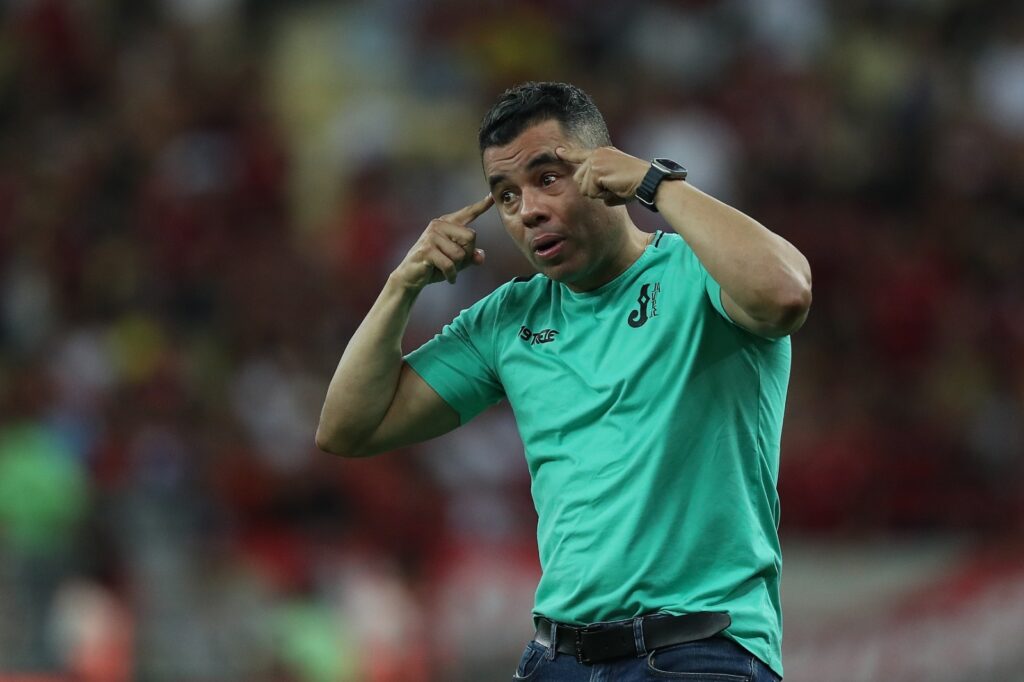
[519,186,550,228]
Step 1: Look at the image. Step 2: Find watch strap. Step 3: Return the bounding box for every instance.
[635,159,686,212]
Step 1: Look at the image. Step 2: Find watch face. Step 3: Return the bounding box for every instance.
[654,158,687,174]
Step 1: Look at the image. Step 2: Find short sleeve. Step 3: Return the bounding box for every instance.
[702,271,737,325]
[681,235,781,339]
[404,296,505,424]
[669,232,738,326]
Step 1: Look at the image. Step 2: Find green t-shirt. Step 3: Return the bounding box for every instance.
[405,231,790,676]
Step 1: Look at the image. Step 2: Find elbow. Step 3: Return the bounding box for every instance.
[314,426,345,455]
[749,270,812,338]
[314,423,369,458]
[314,427,338,454]
[774,287,812,335]
[768,273,812,336]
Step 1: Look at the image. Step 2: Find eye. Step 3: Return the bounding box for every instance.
[541,173,558,187]
[500,189,518,205]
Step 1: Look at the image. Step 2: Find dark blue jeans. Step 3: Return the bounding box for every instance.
[512,635,781,681]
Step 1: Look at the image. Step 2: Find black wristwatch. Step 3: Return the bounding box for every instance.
[635,158,687,212]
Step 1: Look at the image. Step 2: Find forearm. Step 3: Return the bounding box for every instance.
[552,144,811,334]
[316,194,492,455]
[316,274,419,455]
[655,180,811,333]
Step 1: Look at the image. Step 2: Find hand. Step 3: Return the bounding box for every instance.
[555,146,650,206]
[393,194,494,290]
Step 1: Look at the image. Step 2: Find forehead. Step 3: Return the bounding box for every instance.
[481,119,572,178]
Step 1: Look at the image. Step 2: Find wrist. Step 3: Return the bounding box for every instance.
[635,158,688,212]
[653,173,692,207]
[385,271,425,301]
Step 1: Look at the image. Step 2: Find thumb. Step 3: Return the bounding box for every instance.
[471,248,486,266]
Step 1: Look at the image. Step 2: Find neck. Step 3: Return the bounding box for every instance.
[565,220,651,293]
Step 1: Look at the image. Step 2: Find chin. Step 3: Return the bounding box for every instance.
[535,259,575,281]
[543,265,591,289]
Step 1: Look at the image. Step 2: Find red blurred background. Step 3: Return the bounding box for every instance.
[0,1,1022,680]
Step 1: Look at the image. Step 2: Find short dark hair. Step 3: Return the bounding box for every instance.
[478,82,612,153]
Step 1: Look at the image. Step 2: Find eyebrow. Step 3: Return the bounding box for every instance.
[487,152,563,190]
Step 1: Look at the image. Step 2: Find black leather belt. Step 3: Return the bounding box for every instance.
[533,612,731,665]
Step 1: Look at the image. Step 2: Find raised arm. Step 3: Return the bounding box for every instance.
[556,146,811,338]
[315,195,494,457]
[649,180,811,337]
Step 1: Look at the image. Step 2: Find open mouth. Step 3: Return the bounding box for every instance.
[532,234,566,259]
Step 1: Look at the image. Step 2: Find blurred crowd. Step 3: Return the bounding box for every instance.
[0,0,1022,680]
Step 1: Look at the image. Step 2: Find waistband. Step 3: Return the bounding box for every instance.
[534,611,731,665]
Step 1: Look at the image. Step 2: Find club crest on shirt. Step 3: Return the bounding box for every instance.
[519,325,559,345]
[627,282,661,328]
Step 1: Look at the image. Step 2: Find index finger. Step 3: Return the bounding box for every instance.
[555,146,591,164]
[442,194,494,225]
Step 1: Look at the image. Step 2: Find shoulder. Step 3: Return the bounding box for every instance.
[495,272,553,307]
[455,272,550,325]
[650,230,705,281]
[639,230,684,262]
[651,230,672,250]
[650,230,683,255]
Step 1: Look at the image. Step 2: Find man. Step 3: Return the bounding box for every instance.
[316,82,810,681]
